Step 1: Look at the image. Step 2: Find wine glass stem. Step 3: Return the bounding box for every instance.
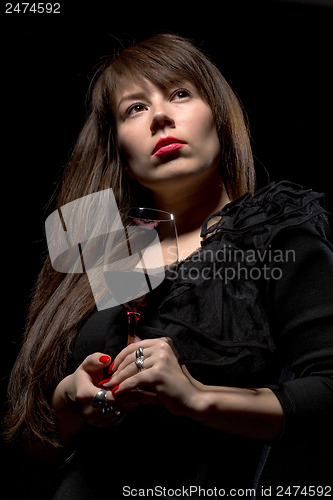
[126,311,141,345]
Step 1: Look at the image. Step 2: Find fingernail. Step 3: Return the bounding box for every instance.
[98,377,112,386]
[99,355,111,364]
[111,385,119,393]
[108,361,115,374]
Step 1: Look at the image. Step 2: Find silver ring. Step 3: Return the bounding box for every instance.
[101,405,123,417]
[101,406,111,415]
[136,346,144,359]
[113,408,123,417]
[135,357,145,371]
[92,390,123,418]
[92,389,107,409]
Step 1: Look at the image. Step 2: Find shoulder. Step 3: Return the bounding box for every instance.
[201,180,332,251]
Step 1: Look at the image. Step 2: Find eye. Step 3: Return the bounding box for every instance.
[171,88,192,101]
[126,102,147,116]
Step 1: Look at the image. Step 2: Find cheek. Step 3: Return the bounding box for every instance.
[191,109,220,157]
[118,131,151,181]
[118,136,136,164]
[186,102,216,140]
[198,107,218,140]
[117,125,145,165]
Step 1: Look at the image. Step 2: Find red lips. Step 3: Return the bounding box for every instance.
[152,136,186,156]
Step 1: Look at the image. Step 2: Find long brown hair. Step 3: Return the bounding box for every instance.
[5,33,255,447]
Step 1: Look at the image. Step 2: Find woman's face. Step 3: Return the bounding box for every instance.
[115,78,221,193]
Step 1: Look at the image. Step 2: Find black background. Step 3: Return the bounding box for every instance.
[1,0,333,491]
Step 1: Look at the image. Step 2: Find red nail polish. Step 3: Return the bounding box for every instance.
[111,385,119,393]
[108,361,115,374]
[99,355,110,364]
[98,377,112,386]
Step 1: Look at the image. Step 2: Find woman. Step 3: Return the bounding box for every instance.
[5,34,333,498]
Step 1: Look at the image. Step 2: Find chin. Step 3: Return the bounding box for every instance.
[133,156,220,190]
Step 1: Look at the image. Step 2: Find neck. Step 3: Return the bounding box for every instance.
[152,171,230,236]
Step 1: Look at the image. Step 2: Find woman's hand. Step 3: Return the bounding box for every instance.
[101,339,284,441]
[52,350,159,442]
[55,353,126,428]
[101,338,199,417]
[52,353,122,439]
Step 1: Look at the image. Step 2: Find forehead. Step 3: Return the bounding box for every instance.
[114,77,156,101]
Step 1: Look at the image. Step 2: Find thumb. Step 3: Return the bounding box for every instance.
[81,353,111,373]
[133,335,142,344]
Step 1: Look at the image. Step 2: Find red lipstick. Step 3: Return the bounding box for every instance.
[152,136,186,156]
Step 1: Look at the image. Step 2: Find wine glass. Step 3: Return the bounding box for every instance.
[103,208,178,345]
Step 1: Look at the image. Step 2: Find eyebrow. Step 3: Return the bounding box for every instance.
[117,92,148,109]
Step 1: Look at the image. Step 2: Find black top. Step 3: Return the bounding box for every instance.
[23,182,333,499]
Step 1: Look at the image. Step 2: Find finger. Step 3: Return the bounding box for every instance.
[113,369,154,395]
[91,390,159,426]
[111,337,173,382]
[115,345,154,376]
[112,339,151,372]
[81,352,112,374]
[103,354,154,388]
[98,349,145,388]
[112,337,170,372]
[88,389,123,424]
[82,355,112,381]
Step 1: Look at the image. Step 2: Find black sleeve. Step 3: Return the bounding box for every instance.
[266,222,333,443]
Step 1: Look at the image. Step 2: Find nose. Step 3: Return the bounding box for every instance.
[150,108,175,134]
